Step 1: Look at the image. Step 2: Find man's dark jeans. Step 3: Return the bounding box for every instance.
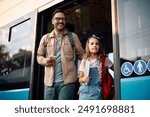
[44,81,76,100]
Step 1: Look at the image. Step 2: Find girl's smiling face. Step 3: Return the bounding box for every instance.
[88,37,100,54]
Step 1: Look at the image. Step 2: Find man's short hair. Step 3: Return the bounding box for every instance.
[52,9,66,18]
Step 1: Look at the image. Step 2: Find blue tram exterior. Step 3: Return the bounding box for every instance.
[118,0,150,99]
[0,0,150,100]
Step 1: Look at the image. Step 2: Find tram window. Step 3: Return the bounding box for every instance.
[119,0,150,78]
[0,19,33,90]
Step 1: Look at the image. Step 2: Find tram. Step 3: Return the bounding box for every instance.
[0,0,150,100]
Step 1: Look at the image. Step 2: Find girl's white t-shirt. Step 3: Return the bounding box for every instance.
[79,57,113,72]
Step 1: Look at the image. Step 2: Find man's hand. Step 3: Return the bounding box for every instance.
[45,58,55,66]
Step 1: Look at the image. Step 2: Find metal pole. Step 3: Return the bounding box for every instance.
[111,0,121,100]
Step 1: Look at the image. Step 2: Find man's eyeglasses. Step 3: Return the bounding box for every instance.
[91,34,100,40]
[53,17,66,21]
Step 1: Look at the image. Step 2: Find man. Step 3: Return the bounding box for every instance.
[37,9,84,100]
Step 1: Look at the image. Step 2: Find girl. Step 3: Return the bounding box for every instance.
[78,34,113,100]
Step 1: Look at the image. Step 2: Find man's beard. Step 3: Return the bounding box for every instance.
[57,23,65,31]
[58,27,64,31]
[57,26,65,32]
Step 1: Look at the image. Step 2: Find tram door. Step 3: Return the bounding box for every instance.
[0,12,36,100]
[33,0,113,99]
[118,0,150,99]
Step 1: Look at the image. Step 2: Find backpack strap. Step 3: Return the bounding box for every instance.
[101,56,106,80]
[68,31,74,46]
[68,31,76,61]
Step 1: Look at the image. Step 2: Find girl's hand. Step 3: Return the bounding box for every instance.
[81,76,90,84]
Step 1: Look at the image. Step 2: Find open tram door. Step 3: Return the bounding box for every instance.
[31,0,113,100]
[112,0,150,100]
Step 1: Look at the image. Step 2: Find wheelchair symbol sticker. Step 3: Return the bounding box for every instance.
[147,60,150,72]
[134,60,147,75]
[121,62,133,76]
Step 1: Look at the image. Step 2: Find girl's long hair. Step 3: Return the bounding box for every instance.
[85,36,105,61]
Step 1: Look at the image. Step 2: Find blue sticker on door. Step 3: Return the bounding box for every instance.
[133,60,147,75]
[121,62,133,76]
